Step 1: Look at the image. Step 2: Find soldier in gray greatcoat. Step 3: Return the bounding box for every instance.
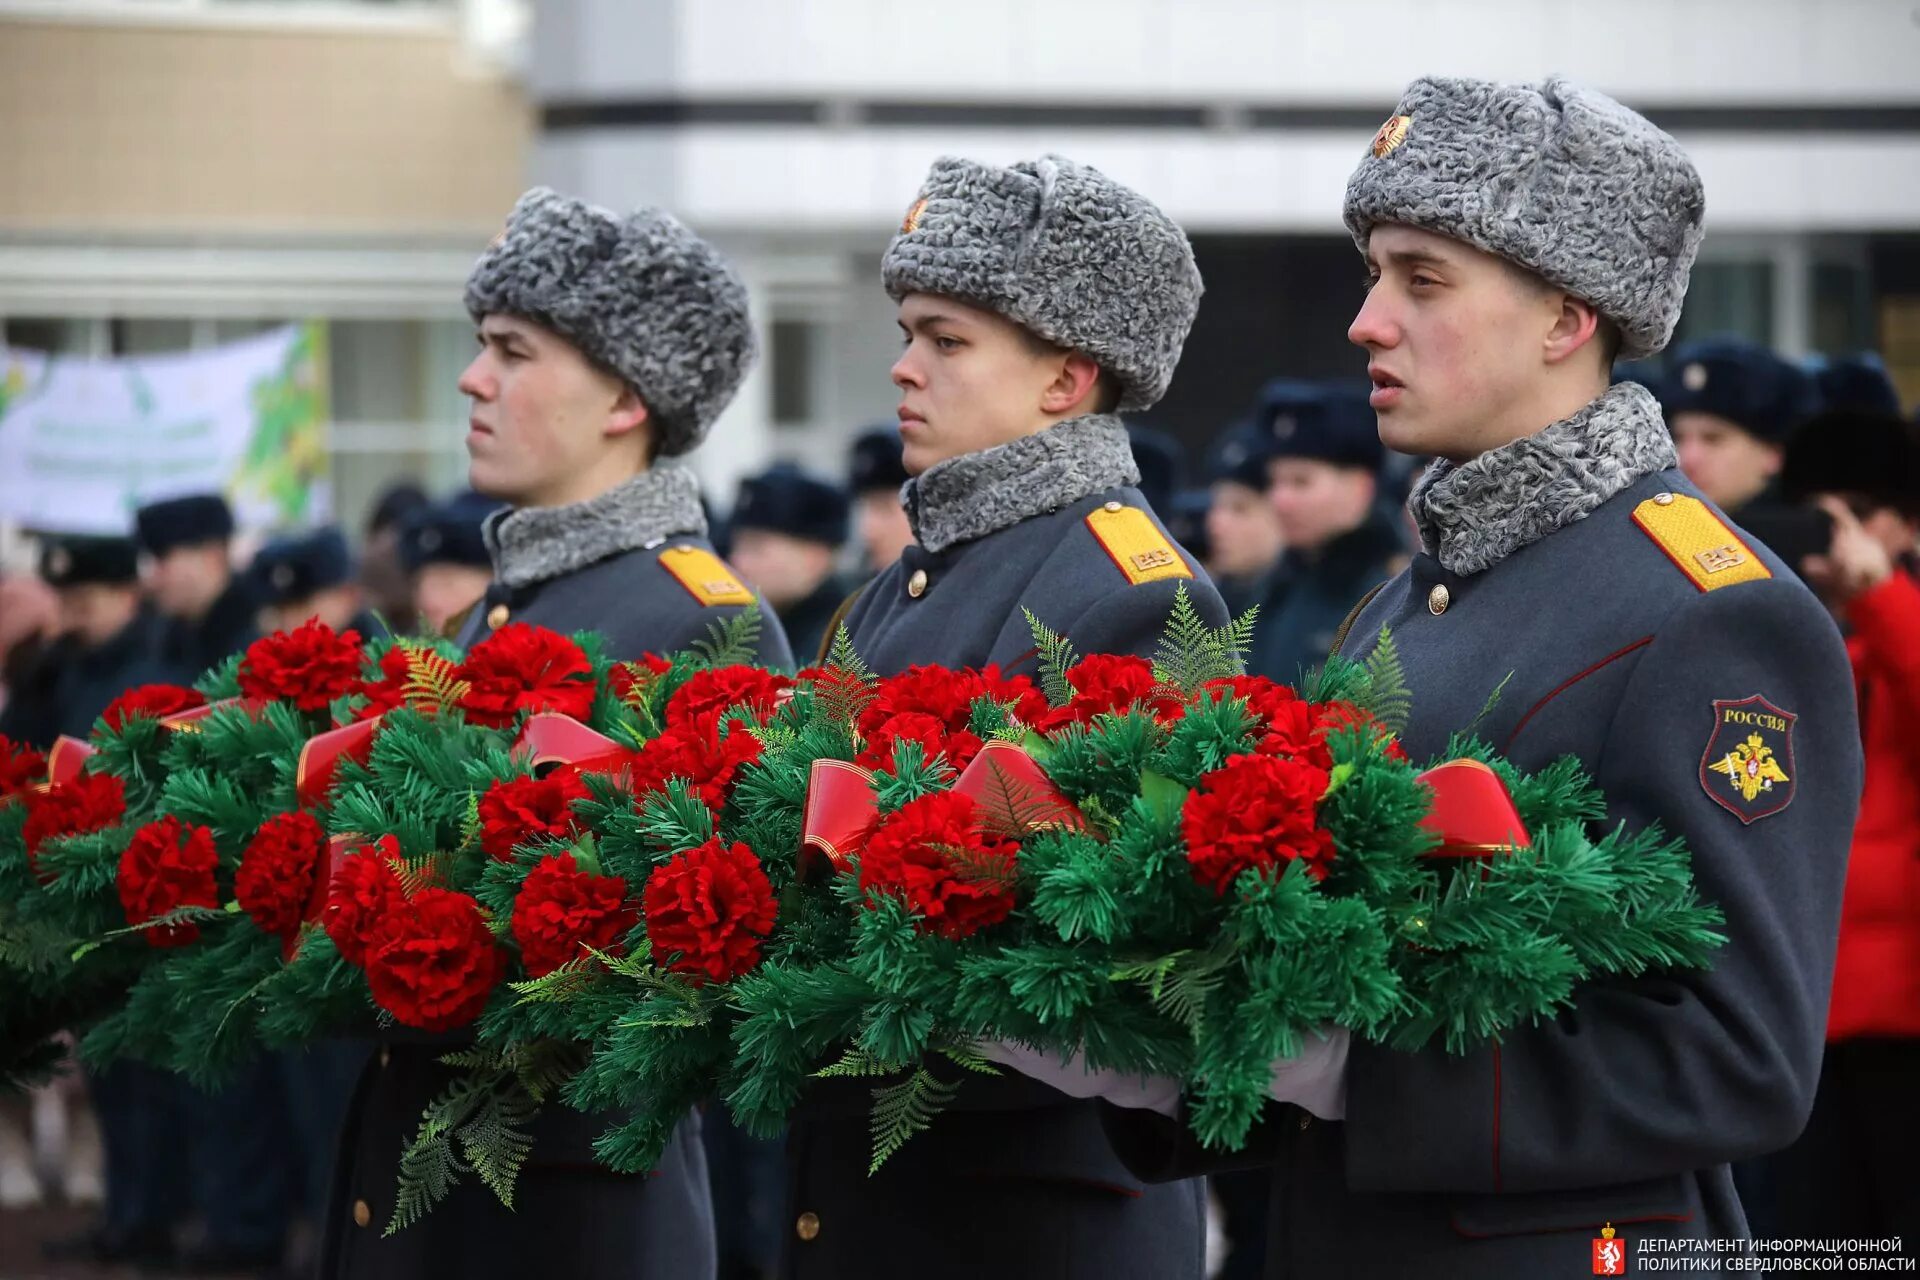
[322,187,791,1280]
[1000,75,1865,1279]
[780,154,1225,1280]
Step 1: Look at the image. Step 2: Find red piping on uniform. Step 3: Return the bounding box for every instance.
[1003,646,1040,675]
[1504,638,1654,749]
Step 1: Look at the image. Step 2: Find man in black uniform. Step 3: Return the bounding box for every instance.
[1245,383,1405,687]
[1008,75,1864,1279]
[247,526,381,637]
[133,493,257,679]
[847,425,915,579]
[324,186,790,1280]
[782,153,1224,1280]
[729,463,852,665]
[398,491,503,637]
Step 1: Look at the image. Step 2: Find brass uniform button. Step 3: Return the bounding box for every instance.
[1427,584,1451,616]
[907,569,928,599]
[353,1199,371,1228]
[795,1211,821,1242]
[1654,492,1675,506]
[1102,500,1123,513]
[378,1047,390,1069]
[1298,1113,1313,1131]
[486,603,510,630]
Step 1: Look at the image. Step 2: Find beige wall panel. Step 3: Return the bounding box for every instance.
[0,21,530,234]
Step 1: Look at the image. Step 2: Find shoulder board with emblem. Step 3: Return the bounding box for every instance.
[1630,494,1773,592]
[657,544,755,607]
[1085,503,1193,587]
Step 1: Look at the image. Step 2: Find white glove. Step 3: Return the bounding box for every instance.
[1269,1025,1349,1121]
[975,1041,1182,1117]
[977,1025,1350,1122]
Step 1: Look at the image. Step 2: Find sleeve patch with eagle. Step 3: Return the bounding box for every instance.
[1699,695,1797,824]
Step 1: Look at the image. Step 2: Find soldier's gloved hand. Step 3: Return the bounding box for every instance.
[975,1041,1181,1116]
[1265,1026,1349,1121]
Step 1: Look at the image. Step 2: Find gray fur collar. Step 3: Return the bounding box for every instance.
[484,466,708,589]
[904,415,1140,553]
[1410,381,1676,576]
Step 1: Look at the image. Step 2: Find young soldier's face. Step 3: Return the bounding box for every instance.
[890,294,1092,474]
[458,315,647,508]
[1670,412,1782,511]
[1349,225,1569,463]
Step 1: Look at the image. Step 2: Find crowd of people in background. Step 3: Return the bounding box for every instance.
[0,331,1914,1278]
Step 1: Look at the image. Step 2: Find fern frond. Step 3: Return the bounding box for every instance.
[1361,627,1412,737]
[693,605,763,669]
[1024,609,1079,708]
[868,1068,959,1173]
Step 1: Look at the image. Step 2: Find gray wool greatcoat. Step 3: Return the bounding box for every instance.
[1101,466,1863,1279]
[780,480,1227,1280]
[321,528,791,1280]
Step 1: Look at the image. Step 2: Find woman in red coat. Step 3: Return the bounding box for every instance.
[1772,406,1920,1241]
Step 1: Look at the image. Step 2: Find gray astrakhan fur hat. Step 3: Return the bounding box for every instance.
[882,154,1204,412]
[465,187,756,457]
[1344,75,1705,359]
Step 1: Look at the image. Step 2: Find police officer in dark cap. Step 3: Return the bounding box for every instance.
[133,492,258,677]
[848,424,915,577]
[360,480,431,635]
[1806,351,1904,418]
[248,526,380,637]
[0,536,169,750]
[730,463,852,664]
[1244,382,1405,686]
[398,491,502,636]
[1201,419,1283,618]
[1127,423,1186,518]
[1659,336,1821,519]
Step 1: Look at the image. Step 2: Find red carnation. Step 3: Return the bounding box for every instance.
[477,769,590,861]
[858,665,1047,742]
[235,811,326,941]
[363,887,505,1031]
[858,791,1019,939]
[665,666,791,732]
[609,654,672,706]
[355,647,412,720]
[457,624,595,729]
[321,834,407,966]
[1034,654,1183,732]
[100,684,205,732]
[642,838,777,984]
[0,735,48,800]
[21,772,125,879]
[1182,754,1337,895]
[238,619,365,712]
[625,714,763,812]
[511,851,637,977]
[854,711,984,774]
[116,816,220,947]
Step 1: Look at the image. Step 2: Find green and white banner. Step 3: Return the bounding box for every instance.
[0,323,329,536]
